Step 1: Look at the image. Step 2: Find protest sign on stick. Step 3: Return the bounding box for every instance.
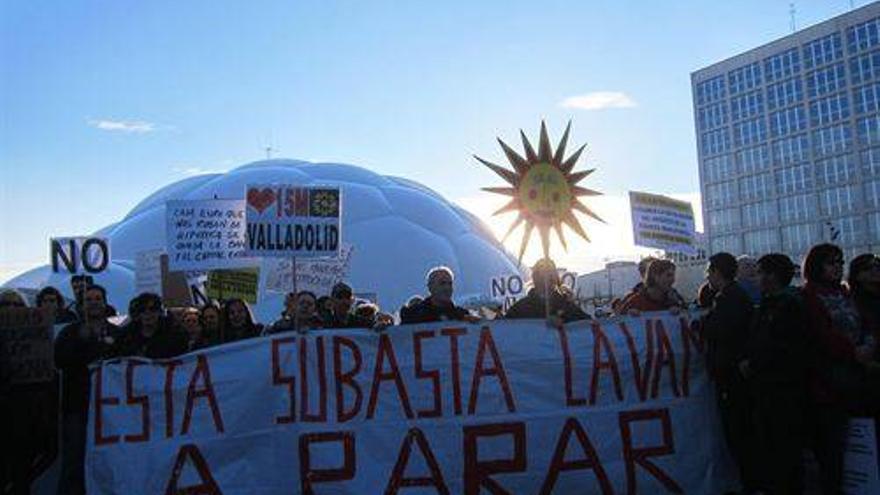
[206,268,260,304]
[134,249,163,295]
[0,307,54,384]
[264,244,354,295]
[245,185,342,258]
[166,199,255,271]
[50,236,110,274]
[629,191,697,255]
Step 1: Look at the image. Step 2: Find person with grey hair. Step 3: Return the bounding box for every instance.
[400,266,478,324]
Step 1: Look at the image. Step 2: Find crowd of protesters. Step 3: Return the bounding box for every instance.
[2,244,878,494]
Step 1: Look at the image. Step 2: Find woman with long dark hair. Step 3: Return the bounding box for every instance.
[802,243,873,493]
[221,298,263,342]
[117,293,186,358]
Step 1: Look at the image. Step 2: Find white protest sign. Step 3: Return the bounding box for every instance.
[264,244,354,294]
[629,191,696,255]
[245,185,341,258]
[490,273,525,312]
[50,236,110,274]
[165,200,255,271]
[134,249,163,295]
[843,418,880,495]
[87,314,739,494]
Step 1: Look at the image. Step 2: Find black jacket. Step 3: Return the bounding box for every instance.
[746,287,809,386]
[400,297,472,324]
[503,288,589,323]
[323,311,373,329]
[116,320,187,359]
[54,321,122,415]
[704,282,754,384]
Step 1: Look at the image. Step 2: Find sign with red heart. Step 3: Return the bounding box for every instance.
[247,187,276,214]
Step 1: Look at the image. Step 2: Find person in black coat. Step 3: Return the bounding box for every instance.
[702,252,759,492]
[117,293,187,359]
[221,298,263,342]
[504,258,589,325]
[401,266,479,324]
[36,286,78,324]
[53,284,122,495]
[744,253,809,494]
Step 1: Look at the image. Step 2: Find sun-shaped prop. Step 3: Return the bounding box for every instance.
[475,121,604,262]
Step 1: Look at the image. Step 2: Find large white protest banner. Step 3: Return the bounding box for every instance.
[629,191,696,255]
[245,185,341,258]
[264,244,354,294]
[50,236,110,274]
[166,200,255,271]
[86,314,741,494]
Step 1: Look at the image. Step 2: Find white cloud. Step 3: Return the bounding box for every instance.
[560,91,637,111]
[88,119,157,133]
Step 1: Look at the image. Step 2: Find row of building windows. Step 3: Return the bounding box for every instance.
[710,215,870,256]
[848,17,880,54]
[704,145,880,186]
[705,170,880,211]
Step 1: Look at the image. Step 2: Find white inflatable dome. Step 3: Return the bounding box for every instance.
[4,159,522,322]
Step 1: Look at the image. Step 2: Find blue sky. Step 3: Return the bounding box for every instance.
[0,0,868,281]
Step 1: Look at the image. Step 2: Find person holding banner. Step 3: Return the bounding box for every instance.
[221,298,263,342]
[703,252,760,492]
[117,293,187,359]
[400,266,479,324]
[179,307,210,352]
[36,286,78,324]
[616,259,684,315]
[504,258,588,324]
[54,284,121,495]
[745,253,809,494]
[267,291,324,334]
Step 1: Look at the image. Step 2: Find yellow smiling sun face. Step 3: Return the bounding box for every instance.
[475,121,604,261]
[518,163,571,225]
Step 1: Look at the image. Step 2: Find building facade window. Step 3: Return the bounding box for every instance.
[803,32,844,69]
[709,208,741,234]
[744,228,781,254]
[737,145,770,174]
[728,63,762,95]
[730,91,764,121]
[809,93,850,126]
[740,172,774,202]
[828,216,866,245]
[869,211,880,241]
[806,62,847,98]
[706,180,738,208]
[866,178,880,209]
[764,48,801,82]
[850,49,880,84]
[696,76,727,105]
[857,114,880,146]
[854,82,880,114]
[776,164,813,194]
[766,78,803,110]
[861,147,880,177]
[701,129,731,156]
[813,123,852,157]
[703,154,737,183]
[847,17,880,53]
[742,200,778,228]
[770,105,808,137]
[773,134,811,166]
[711,234,742,254]
[779,193,817,223]
[698,102,728,131]
[781,223,818,255]
[816,154,857,187]
[819,184,860,216]
[733,118,768,147]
